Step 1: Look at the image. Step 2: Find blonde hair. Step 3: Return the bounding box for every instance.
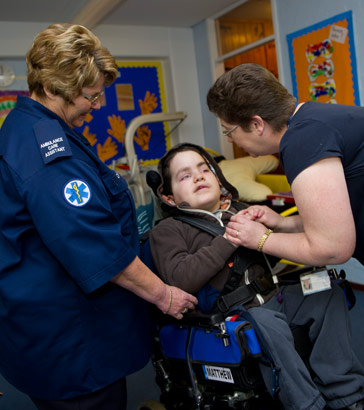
[26,23,118,103]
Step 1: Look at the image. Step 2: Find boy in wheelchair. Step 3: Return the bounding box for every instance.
[148,143,364,410]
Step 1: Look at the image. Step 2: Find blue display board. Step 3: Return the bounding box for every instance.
[76,61,170,165]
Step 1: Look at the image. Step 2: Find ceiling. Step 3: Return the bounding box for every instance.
[0,0,244,29]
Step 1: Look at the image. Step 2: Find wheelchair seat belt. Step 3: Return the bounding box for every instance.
[216,246,275,313]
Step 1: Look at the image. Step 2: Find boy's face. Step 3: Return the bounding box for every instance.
[168,150,222,212]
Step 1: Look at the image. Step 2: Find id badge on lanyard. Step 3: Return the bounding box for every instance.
[300,269,331,295]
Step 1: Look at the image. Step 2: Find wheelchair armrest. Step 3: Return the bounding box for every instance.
[178,309,225,328]
[149,305,225,329]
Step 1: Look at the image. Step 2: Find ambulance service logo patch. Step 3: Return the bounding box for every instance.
[64,179,91,207]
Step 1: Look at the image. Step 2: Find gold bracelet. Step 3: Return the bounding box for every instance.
[257,229,273,252]
[163,285,173,314]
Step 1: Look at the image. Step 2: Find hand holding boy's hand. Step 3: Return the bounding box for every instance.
[225,213,267,250]
[238,205,283,230]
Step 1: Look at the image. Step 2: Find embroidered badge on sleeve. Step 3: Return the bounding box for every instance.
[34,119,72,164]
[64,179,91,207]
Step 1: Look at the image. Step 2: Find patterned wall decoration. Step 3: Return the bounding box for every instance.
[287,11,359,106]
[0,90,29,129]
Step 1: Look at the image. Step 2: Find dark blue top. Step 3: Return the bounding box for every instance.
[280,101,364,265]
[0,96,152,400]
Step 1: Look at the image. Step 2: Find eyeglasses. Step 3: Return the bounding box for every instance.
[222,124,239,137]
[82,89,104,104]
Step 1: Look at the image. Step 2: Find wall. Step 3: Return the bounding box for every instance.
[95,24,206,146]
[2,2,363,168]
[193,19,223,154]
[0,21,205,147]
[272,0,364,96]
[194,0,364,157]
[193,18,236,159]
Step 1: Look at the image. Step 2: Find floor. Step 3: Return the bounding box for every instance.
[1,261,364,410]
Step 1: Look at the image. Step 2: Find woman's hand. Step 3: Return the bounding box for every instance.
[239,205,284,230]
[159,285,198,320]
[225,212,269,250]
[111,257,198,320]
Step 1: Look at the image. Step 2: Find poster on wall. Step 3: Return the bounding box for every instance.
[286,11,360,106]
[75,61,170,166]
[0,90,29,128]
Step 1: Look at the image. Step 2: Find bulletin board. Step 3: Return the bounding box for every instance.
[286,11,360,105]
[76,61,171,165]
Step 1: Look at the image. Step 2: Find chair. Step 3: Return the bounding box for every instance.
[148,309,283,410]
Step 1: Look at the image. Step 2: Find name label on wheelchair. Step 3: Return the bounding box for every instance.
[300,269,331,296]
[203,365,234,384]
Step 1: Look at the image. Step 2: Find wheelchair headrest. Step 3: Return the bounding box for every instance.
[146,170,162,197]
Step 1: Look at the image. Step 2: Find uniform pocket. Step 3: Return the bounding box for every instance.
[101,169,129,196]
[100,169,137,231]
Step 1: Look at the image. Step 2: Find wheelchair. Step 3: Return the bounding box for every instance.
[148,309,283,410]
[138,264,355,410]
[140,170,356,410]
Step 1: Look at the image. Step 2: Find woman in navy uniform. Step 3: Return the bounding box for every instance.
[0,23,197,410]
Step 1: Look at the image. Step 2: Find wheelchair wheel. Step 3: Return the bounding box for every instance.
[138,400,167,410]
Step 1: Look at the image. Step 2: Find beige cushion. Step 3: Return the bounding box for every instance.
[219,155,279,202]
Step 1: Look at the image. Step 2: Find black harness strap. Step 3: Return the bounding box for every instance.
[220,246,270,295]
[216,285,256,313]
[173,214,225,236]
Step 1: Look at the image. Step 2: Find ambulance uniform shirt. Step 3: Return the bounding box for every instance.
[280,101,364,265]
[0,96,152,400]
